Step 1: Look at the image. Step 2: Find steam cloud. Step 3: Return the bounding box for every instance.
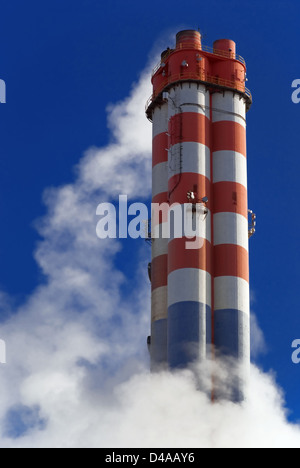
[0,51,299,448]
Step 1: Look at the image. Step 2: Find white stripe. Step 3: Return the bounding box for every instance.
[152,103,168,138]
[214,212,249,251]
[212,91,246,127]
[169,142,211,180]
[213,151,247,188]
[167,203,211,242]
[152,237,168,259]
[152,286,168,321]
[152,162,168,198]
[168,268,212,307]
[152,221,169,240]
[168,82,210,118]
[152,208,211,243]
[214,276,250,315]
[152,209,211,242]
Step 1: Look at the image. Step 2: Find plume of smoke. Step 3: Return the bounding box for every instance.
[0,51,299,449]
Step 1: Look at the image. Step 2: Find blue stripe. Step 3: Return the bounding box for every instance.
[151,319,168,370]
[214,308,250,360]
[214,308,250,403]
[168,301,211,368]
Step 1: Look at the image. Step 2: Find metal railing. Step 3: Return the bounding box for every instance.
[145,71,252,115]
[152,52,173,76]
[151,42,246,77]
[202,44,246,65]
[145,95,154,113]
[244,87,252,100]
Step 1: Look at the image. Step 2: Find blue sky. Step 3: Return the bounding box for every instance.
[0,0,300,446]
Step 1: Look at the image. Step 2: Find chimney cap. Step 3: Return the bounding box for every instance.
[176,30,202,48]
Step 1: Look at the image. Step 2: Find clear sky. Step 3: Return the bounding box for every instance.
[0,0,299,447]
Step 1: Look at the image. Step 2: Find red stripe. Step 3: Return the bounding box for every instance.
[210,92,215,364]
[152,192,168,205]
[212,121,246,156]
[214,244,249,282]
[213,182,247,218]
[168,237,212,274]
[153,133,168,167]
[151,254,168,291]
[151,201,174,226]
[168,112,211,146]
[169,172,211,206]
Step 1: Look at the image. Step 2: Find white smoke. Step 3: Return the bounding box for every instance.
[0,54,299,449]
